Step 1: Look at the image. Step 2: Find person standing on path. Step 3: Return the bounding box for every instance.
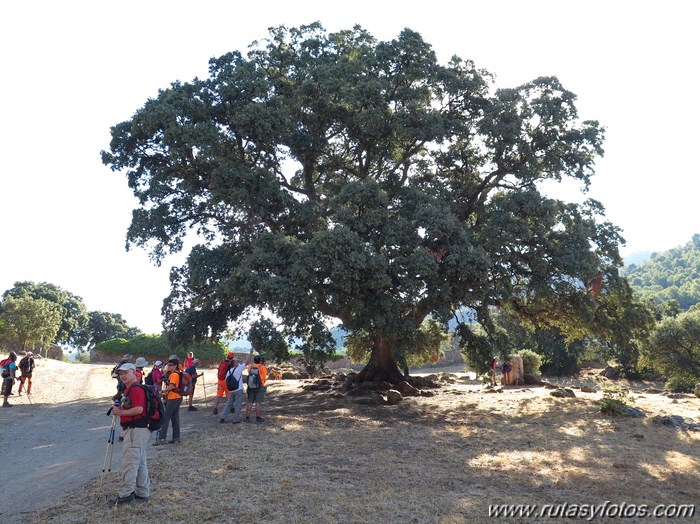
[212,352,234,415]
[17,351,35,396]
[220,351,253,424]
[154,359,183,445]
[184,359,202,411]
[244,355,268,423]
[1,352,19,407]
[110,362,151,505]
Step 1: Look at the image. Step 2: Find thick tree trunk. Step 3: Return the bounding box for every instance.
[356,335,404,384]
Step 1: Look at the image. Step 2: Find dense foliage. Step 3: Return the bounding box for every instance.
[0,296,62,356]
[102,24,629,382]
[624,234,700,310]
[95,333,227,361]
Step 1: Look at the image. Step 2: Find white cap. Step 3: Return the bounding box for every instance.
[154,360,163,367]
[117,362,136,372]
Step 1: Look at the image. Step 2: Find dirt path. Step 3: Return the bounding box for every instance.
[0,360,218,524]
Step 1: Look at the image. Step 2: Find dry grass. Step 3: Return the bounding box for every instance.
[29,363,700,524]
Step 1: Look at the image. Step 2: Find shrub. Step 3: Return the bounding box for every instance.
[517,349,542,374]
[664,375,696,393]
[599,386,634,416]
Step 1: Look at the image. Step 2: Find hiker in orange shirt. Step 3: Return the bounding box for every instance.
[154,359,183,445]
[244,355,268,423]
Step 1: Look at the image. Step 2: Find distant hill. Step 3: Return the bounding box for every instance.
[623,251,653,266]
[623,234,700,310]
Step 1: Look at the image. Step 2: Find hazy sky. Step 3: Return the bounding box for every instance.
[1,1,698,334]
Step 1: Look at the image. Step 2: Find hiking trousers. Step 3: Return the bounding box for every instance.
[221,388,243,422]
[158,396,182,441]
[119,426,150,498]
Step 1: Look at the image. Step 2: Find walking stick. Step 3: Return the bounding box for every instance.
[199,372,209,407]
[100,413,117,485]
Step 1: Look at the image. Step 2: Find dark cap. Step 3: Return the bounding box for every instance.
[167,358,179,366]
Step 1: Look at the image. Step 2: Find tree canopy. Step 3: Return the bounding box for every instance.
[102,24,626,382]
[0,295,62,356]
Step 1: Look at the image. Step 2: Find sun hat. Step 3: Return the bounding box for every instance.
[154,360,163,367]
[167,358,179,366]
[134,357,149,368]
[117,363,136,372]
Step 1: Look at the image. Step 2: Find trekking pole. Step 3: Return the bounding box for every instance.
[101,414,117,482]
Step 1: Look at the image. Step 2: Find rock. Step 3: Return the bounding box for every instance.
[601,366,620,379]
[396,381,420,397]
[653,415,699,430]
[385,390,402,404]
[622,406,645,418]
[641,388,665,394]
[551,388,576,398]
[695,384,700,398]
[281,371,300,380]
[580,386,598,393]
[523,373,542,386]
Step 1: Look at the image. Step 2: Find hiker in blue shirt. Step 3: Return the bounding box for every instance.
[1,352,19,407]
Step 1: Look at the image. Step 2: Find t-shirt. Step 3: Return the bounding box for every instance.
[152,368,163,386]
[2,361,17,379]
[120,384,147,427]
[166,372,182,400]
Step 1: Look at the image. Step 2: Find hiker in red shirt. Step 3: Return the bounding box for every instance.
[110,362,150,505]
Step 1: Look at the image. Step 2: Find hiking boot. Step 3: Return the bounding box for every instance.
[219,418,226,423]
[187,406,198,411]
[110,493,135,506]
[152,439,167,446]
[212,408,219,415]
[168,438,180,444]
[245,416,250,422]
[134,493,149,502]
[232,419,241,424]
[2,402,12,407]
[17,391,22,396]
[256,416,265,423]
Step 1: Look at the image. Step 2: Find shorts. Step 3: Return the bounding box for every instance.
[247,387,264,403]
[216,379,227,398]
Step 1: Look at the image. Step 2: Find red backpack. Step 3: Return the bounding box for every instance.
[217,360,229,381]
[1,358,12,378]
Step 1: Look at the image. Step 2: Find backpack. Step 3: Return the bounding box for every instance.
[217,360,229,381]
[0,358,11,379]
[128,384,164,432]
[175,371,193,396]
[144,370,154,386]
[226,367,241,391]
[247,365,262,390]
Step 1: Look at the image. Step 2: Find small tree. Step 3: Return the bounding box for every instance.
[0,296,62,356]
[644,308,700,391]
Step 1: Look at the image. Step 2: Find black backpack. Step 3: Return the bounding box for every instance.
[144,370,154,386]
[226,368,241,391]
[131,384,164,432]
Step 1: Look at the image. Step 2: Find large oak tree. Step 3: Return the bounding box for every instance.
[103,24,625,383]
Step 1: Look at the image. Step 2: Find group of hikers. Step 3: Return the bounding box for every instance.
[108,348,268,506]
[1,351,36,407]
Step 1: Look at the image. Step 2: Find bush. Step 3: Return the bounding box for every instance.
[517,349,542,374]
[664,375,696,393]
[94,334,228,361]
[599,386,634,416]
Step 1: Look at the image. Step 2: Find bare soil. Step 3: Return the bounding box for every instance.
[2,359,698,523]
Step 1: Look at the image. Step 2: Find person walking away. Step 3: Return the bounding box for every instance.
[154,359,183,445]
[489,356,499,386]
[110,362,150,505]
[17,351,35,396]
[220,352,253,424]
[1,352,19,407]
[244,355,268,423]
[134,357,149,384]
[184,359,203,411]
[212,352,234,415]
[183,352,195,370]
